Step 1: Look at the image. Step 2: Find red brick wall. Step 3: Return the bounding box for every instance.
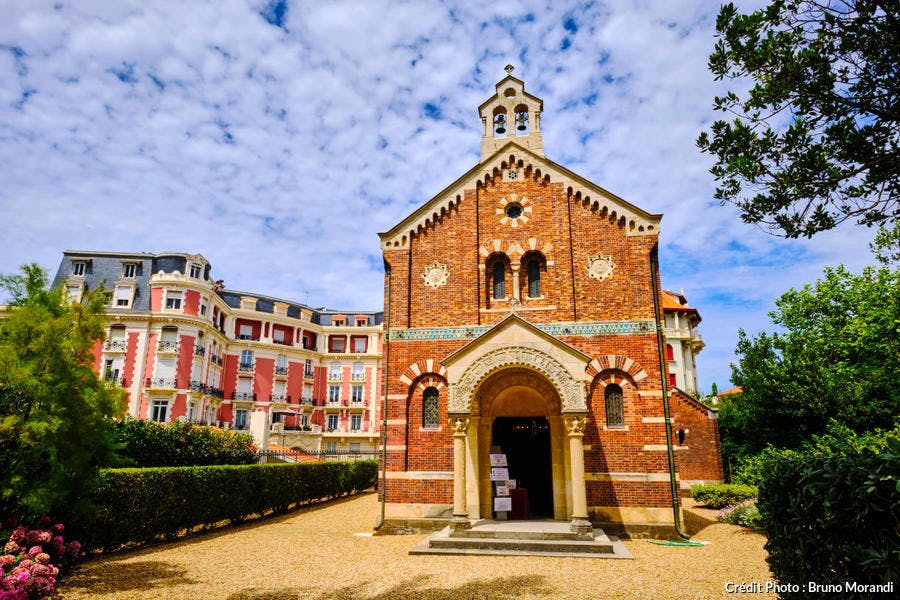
[380,157,722,515]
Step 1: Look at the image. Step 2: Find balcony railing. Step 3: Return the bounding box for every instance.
[350,372,365,381]
[211,355,222,366]
[237,334,259,341]
[328,371,342,381]
[146,377,176,388]
[157,340,178,353]
[304,369,314,378]
[300,396,313,405]
[270,393,286,402]
[275,366,288,375]
[231,392,256,401]
[327,399,340,406]
[272,339,289,345]
[105,339,127,352]
[238,362,254,372]
[206,386,224,398]
[189,380,205,392]
[194,345,205,357]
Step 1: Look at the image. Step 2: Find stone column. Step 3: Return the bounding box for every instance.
[511,265,521,301]
[451,416,471,530]
[565,414,592,536]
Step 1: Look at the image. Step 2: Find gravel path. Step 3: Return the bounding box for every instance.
[59,493,775,599]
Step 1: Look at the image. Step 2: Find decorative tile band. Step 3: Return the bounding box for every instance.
[389,320,655,341]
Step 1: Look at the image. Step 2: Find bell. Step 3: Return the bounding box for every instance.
[495,115,506,134]
[516,112,527,131]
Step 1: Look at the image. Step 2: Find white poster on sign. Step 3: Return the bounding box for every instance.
[489,454,507,467]
[494,497,512,512]
[507,480,517,489]
[490,467,510,481]
[495,485,509,496]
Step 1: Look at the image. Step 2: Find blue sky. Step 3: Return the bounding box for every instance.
[0,0,879,392]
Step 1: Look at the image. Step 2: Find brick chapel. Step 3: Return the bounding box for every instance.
[378,67,723,537]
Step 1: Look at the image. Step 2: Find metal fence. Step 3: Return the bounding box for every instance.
[256,449,380,464]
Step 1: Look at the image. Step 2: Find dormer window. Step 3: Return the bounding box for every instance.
[333,316,345,327]
[72,261,87,277]
[355,317,368,327]
[114,285,134,308]
[123,263,138,278]
[189,264,202,279]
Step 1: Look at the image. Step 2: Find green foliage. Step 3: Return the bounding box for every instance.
[731,422,900,486]
[719,500,762,529]
[0,264,125,522]
[871,222,900,267]
[691,483,758,509]
[757,435,900,592]
[111,418,256,467]
[722,263,899,466]
[697,1,899,238]
[78,460,377,552]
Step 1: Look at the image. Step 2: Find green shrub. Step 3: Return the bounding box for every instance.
[758,434,899,594]
[691,484,757,509]
[112,418,256,467]
[77,460,377,552]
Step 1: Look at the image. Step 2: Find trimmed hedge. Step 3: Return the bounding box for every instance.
[79,460,377,552]
[758,438,899,594]
[690,483,757,509]
[112,418,256,467]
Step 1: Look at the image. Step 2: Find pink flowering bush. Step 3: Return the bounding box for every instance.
[0,518,81,600]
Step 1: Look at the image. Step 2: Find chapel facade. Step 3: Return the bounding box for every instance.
[378,68,723,536]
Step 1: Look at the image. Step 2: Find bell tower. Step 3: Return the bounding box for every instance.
[478,65,544,161]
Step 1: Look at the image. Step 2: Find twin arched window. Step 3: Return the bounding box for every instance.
[488,252,546,301]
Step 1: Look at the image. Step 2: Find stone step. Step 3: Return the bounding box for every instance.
[432,536,615,554]
[410,525,634,559]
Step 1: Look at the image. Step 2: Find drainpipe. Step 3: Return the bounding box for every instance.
[374,261,391,530]
[650,245,690,539]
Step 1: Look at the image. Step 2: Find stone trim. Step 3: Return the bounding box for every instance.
[390,319,654,341]
[448,345,586,413]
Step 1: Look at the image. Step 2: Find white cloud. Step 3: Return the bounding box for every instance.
[0,0,880,391]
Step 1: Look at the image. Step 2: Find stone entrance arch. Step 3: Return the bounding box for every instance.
[474,367,567,519]
[443,333,592,532]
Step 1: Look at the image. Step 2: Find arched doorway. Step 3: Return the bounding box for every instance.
[492,416,553,518]
[474,367,567,520]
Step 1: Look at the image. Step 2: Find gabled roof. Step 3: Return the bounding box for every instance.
[379,139,662,250]
[441,312,591,368]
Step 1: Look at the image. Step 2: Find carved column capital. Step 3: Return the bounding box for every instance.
[564,414,587,436]
[450,416,470,436]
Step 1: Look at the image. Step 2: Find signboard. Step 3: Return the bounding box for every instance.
[489,454,507,467]
[495,485,509,496]
[490,467,510,481]
[493,497,512,512]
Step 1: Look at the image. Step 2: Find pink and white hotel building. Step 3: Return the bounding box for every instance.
[51,250,383,455]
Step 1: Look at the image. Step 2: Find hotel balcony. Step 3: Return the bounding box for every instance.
[238,362,254,373]
[304,369,315,379]
[157,340,179,355]
[274,366,288,378]
[231,391,256,402]
[194,345,205,357]
[350,372,365,381]
[346,401,366,412]
[236,334,260,341]
[145,377,176,390]
[105,339,127,352]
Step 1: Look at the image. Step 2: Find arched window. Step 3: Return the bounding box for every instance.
[666,344,674,361]
[605,384,624,427]
[423,387,439,429]
[492,260,506,299]
[527,258,541,298]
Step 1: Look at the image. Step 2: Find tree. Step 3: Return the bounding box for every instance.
[0,264,125,521]
[721,260,899,463]
[697,1,899,238]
